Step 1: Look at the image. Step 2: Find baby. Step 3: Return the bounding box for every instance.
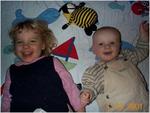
[80,21,149,112]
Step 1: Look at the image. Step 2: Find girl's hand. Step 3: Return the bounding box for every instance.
[139,21,149,42]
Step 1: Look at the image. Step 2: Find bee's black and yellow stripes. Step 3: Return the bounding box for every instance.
[69,7,98,28]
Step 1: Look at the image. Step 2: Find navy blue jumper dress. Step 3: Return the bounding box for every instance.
[9,56,72,112]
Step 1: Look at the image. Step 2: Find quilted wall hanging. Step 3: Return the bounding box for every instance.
[1,1,149,112]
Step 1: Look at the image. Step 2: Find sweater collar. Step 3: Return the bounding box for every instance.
[15,56,46,66]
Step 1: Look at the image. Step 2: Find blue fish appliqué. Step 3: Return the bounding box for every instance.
[12,8,60,26]
[108,1,125,11]
[121,41,134,49]
[12,9,28,26]
[36,8,60,24]
[3,44,14,54]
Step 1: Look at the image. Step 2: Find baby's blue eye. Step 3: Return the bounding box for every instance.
[110,42,115,45]
[31,40,36,43]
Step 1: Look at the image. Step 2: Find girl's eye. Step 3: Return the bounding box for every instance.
[99,43,103,46]
[15,41,23,45]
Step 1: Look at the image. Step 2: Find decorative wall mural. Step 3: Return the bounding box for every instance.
[1,1,149,112]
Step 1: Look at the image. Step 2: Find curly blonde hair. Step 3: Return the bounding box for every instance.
[9,19,58,56]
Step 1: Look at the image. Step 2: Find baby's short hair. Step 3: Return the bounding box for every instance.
[93,26,121,43]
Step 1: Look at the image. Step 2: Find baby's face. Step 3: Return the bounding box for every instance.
[92,30,120,62]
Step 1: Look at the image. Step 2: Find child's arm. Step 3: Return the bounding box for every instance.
[1,69,12,112]
[121,21,149,65]
[53,58,85,112]
[81,64,104,106]
[81,74,96,106]
[139,21,149,42]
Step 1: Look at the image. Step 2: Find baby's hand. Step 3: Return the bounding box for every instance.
[80,91,91,105]
[139,21,149,42]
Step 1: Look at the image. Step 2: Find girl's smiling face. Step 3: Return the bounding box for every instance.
[14,28,45,63]
[92,29,121,62]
